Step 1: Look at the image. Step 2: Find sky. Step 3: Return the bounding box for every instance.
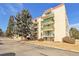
[0,3,79,32]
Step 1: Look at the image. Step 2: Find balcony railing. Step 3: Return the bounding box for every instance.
[42,25,54,31]
[42,34,54,37]
[42,21,54,25]
[42,31,54,37]
[42,17,54,25]
[33,31,38,33]
[33,24,37,26]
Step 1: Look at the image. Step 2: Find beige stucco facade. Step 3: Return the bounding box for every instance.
[53,4,69,41]
[33,4,69,41]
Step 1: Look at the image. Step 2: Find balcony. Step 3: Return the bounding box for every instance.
[42,25,54,31]
[33,26,38,29]
[33,23,38,29]
[43,35,54,37]
[42,21,54,25]
[33,23,37,26]
[33,31,38,33]
[42,28,54,31]
[34,22,38,24]
[42,17,54,25]
[42,32,54,37]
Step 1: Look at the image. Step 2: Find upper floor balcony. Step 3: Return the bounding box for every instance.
[42,31,54,37]
[41,17,54,25]
[33,23,38,28]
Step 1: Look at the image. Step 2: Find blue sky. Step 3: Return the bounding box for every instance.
[0,3,79,32]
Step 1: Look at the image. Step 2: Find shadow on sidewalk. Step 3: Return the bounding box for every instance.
[0,52,16,56]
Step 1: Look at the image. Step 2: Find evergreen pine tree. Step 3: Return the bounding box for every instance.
[6,16,15,38]
[15,9,33,39]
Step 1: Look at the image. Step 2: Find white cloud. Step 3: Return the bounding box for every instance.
[69,23,79,30]
[5,4,18,15]
[5,4,24,15]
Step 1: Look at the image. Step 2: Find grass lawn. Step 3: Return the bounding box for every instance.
[26,40,79,52]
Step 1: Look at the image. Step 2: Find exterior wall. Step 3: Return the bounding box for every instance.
[53,4,69,41]
[37,18,42,39]
[32,19,38,39]
[32,4,69,41]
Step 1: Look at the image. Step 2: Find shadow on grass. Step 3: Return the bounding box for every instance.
[0,52,16,56]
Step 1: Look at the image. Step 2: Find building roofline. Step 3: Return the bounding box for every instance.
[32,4,65,20]
[51,3,64,10]
[32,16,41,20]
[41,4,65,19]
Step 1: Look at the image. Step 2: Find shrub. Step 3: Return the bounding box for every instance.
[49,37,54,41]
[62,36,75,44]
[38,38,44,41]
[32,37,38,40]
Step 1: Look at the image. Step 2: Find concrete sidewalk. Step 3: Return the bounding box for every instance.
[26,41,79,53]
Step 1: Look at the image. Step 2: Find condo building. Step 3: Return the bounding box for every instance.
[32,4,69,41]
